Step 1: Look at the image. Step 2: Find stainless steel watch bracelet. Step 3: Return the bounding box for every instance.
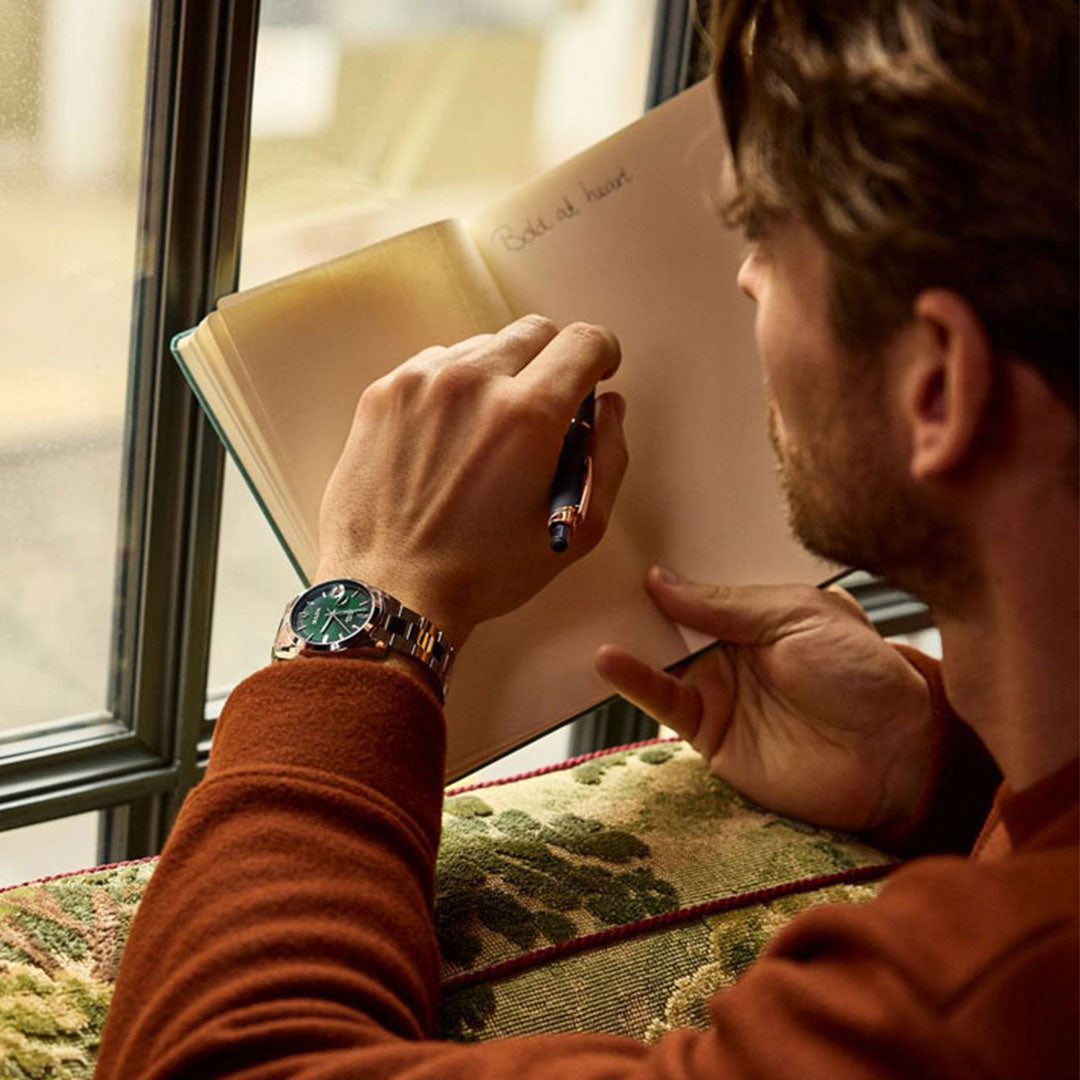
[367,593,454,695]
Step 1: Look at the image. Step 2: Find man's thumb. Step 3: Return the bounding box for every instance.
[646,567,816,645]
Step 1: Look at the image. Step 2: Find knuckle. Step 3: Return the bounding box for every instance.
[503,390,555,432]
[518,313,558,337]
[411,344,448,365]
[478,384,522,426]
[397,363,429,392]
[563,321,618,359]
[492,316,557,360]
[486,388,520,426]
[429,361,483,402]
[358,377,391,409]
[379,361,428,396]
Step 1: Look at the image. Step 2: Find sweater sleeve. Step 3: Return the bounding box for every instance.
[861,645,1002,858]
[93,657,1015,1080]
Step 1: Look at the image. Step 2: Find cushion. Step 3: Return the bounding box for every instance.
[0,739,897,1076]
[436,738,895,1041]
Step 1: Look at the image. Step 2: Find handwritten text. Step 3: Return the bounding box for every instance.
[490,166,633,254]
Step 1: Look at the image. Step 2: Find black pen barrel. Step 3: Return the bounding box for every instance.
[548,420,591,511]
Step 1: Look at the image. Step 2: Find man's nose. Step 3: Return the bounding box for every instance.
[736,254,758,301]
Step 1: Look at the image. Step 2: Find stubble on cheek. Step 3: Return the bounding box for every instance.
[763,385,854,566]
[765,394,800,512]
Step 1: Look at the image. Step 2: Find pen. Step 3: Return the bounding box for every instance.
[547,391,595,552]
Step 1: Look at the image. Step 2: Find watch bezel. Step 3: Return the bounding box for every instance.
[288,578,385,654]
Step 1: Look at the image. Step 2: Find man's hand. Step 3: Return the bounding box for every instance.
[595,569,935,832]
[316,315,629,648]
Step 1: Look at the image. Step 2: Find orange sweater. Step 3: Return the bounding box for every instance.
[95,656,1078,1080]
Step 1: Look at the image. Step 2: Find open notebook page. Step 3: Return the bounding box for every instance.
[467,78,832,659]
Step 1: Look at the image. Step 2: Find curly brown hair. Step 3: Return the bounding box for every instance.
[711,0,1078,408]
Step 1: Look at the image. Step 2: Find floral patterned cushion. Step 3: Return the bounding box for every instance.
[0,739,897,1076]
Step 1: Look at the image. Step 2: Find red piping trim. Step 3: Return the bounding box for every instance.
[0,855,158,897]
[441,860,898,992]
[446,736,682,796]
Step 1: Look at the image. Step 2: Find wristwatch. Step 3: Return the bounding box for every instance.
[272,577,454,699]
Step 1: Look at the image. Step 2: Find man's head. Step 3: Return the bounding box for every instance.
[712,0,1078,605]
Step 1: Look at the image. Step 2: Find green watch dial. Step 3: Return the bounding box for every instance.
[290,579,375,648]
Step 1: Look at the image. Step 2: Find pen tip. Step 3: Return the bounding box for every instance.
[549,523,571,553]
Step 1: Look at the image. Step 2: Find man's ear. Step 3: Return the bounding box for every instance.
[901,289,995,481]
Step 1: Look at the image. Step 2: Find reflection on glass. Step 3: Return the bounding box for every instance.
[209,0,656,692]
[0,1,150,736]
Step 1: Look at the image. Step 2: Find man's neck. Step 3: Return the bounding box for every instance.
[933,482,1079,794]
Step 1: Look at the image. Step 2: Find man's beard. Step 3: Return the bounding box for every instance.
[766,397,976,610]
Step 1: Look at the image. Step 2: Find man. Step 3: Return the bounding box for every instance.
[95,1,1077,1076]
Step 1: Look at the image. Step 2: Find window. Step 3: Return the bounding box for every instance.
[1,0,711,870]
[0,1,150,742]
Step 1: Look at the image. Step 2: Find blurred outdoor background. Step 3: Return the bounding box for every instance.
[0,0,657,881]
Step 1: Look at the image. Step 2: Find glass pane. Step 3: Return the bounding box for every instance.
[0,1,150,739]
[0,811,100,889]
[208,0,657,692]
[208,459,304,698]
[888,627,943,660]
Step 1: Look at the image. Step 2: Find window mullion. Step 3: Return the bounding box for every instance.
[104,0,260,861]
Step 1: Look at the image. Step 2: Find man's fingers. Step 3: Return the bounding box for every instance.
[462,315,560,376]
[645,571,827,645]
[594,644,704,742]
[406,334,494,371]
[442,333,497,362]
[573,392,628,551]
[519,321,621,408]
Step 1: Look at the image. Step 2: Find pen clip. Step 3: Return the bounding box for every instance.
[576,454,593,524]
[546,454,593,543]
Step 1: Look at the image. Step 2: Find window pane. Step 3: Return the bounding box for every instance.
[888,627,942,659]
[0,811,100,889]
[208,0,656,693]
[0,1,150,740]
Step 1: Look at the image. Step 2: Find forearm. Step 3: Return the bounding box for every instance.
[94,659,448,1077]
